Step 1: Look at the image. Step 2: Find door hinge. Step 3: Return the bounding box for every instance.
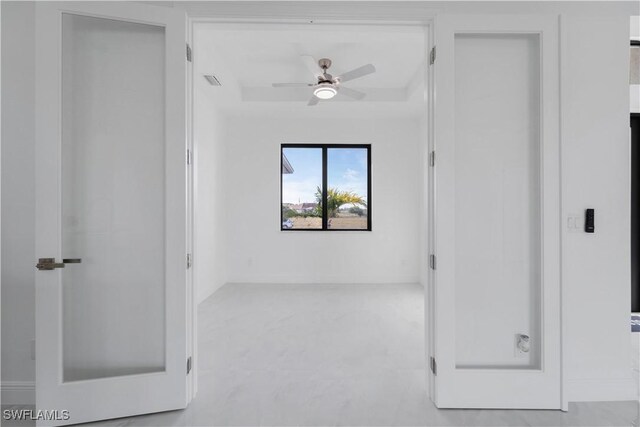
[187,149,192,165]
[186,43,193,62]
[429,151,435,167]
[187,253,192,269]
[429,46,436,65]
[429,254,436,270]
[430,356,437,375]
[187,356,192,374]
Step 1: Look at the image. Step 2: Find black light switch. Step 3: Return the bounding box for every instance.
[585,208,595,233]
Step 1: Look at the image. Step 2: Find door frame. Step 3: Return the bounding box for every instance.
[186,9,565,410]
[186,13,434,400]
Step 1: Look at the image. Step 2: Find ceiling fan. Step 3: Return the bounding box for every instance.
[272,56,376,106]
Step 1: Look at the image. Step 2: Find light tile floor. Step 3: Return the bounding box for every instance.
[5,283,639,426]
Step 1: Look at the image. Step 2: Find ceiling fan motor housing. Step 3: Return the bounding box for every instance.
[318,58,334,83]
[318,58,332,70]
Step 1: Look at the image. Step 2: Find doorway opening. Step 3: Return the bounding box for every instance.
[189,19,434,414]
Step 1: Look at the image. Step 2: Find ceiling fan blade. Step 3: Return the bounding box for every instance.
[336,64,376,83]
[272,83,313,88]
[301,55,323,80]
[338,86,366,100]
[308,96,320,106]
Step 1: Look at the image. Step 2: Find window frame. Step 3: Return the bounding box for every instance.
[280,143,372,232]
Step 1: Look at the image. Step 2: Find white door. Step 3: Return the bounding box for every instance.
[35,2,190,425]
[430,14,561,409]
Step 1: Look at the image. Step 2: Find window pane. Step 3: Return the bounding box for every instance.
[631,45,639,84]
[327,148,369,230]
[282,147,323,230]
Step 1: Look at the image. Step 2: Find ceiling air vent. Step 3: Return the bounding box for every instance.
[203,74,222,86]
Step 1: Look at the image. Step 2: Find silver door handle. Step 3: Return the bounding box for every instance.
[36,258,64,270]
[36,258,82,270]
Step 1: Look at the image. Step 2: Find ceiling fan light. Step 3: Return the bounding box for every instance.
[313,85,337,100]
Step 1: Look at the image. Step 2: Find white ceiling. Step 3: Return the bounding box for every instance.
[193,23,426,119]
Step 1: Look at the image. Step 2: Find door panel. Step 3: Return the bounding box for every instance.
[61,12,167,383]
[36,2,188,425]
[454,33,542,370]
[432,15,561,408]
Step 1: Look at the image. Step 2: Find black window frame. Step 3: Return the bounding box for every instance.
[280,143,372,231]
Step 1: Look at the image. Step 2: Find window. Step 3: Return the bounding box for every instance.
[281,144,371,231]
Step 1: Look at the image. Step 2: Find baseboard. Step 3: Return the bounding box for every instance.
[1,381,35,405]
[567,378,639,402]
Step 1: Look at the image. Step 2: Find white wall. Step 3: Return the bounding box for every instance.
[220,117,422,284]
[1,1,36,404]
[194,82,228,304]
[561,14,637,402]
